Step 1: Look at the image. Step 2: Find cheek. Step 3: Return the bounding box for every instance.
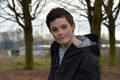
[65,30,74,39]
[66,29,73,35]
[51,33,57,39]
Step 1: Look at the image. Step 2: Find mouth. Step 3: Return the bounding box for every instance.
[56,37,65,42]
[58,36,65,40]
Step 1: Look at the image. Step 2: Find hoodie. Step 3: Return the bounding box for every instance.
[48,34,100,80]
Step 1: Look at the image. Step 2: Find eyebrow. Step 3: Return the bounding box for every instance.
[51,23,67,28]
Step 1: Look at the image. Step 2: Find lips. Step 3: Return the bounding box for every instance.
[58,36,65,40]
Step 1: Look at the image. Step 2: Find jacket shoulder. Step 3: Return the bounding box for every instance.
[84,34,100,57]
[50,41,59,56]
[84,34,99,43]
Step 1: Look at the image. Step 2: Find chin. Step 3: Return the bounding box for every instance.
[58,41,68,45]
[57,39,69,45]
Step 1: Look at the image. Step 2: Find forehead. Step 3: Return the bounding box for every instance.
[50,17,69,28]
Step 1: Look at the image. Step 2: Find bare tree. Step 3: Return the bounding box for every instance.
[103,0,120,65]
[53,0,102,36]
[53,0,120,66]
[0,0,47,69]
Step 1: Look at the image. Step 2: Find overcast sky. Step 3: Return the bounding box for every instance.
[0,0,120,40]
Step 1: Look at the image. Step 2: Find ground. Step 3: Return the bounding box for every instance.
[0,67,120,80]
[0,54,120,80]
[0,68,49,80]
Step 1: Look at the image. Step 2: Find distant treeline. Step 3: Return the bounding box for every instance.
[101,39,120,44]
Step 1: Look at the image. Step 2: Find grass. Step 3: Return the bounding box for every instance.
[0,53,120,80]
[100,53,120,80]
[0,54,51,70]
[34,55,51,68]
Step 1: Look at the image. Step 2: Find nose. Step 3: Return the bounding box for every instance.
[58,29,63,36]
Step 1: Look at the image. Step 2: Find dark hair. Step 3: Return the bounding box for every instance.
[46,7,74,30]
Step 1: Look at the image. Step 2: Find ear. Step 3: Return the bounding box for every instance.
[72,23,75,32]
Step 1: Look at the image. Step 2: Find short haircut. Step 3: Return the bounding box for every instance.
[46,7,74,30]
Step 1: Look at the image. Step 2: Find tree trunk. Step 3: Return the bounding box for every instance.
[24,28,34,69]
[22,0,34,69]
[107,2,116,65]
[108,25,116,66]
[91,0,102,37]
[91,0,102,71]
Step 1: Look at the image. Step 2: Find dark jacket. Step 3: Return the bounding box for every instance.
[48,34,100,80]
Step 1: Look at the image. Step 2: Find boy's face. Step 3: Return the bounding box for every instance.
[49,17,75,46]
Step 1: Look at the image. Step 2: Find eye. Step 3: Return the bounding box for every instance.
[61,25,67,29]
[51,28,58,32]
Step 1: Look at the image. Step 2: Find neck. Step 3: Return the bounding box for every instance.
[61,36,79,51]
[61,42,71,51]
[72,36,80,46]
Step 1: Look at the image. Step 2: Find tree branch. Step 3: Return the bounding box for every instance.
[114,2,120,20]
[7,0,24,28]
[0,15,16,22]
[32,0,47,20]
